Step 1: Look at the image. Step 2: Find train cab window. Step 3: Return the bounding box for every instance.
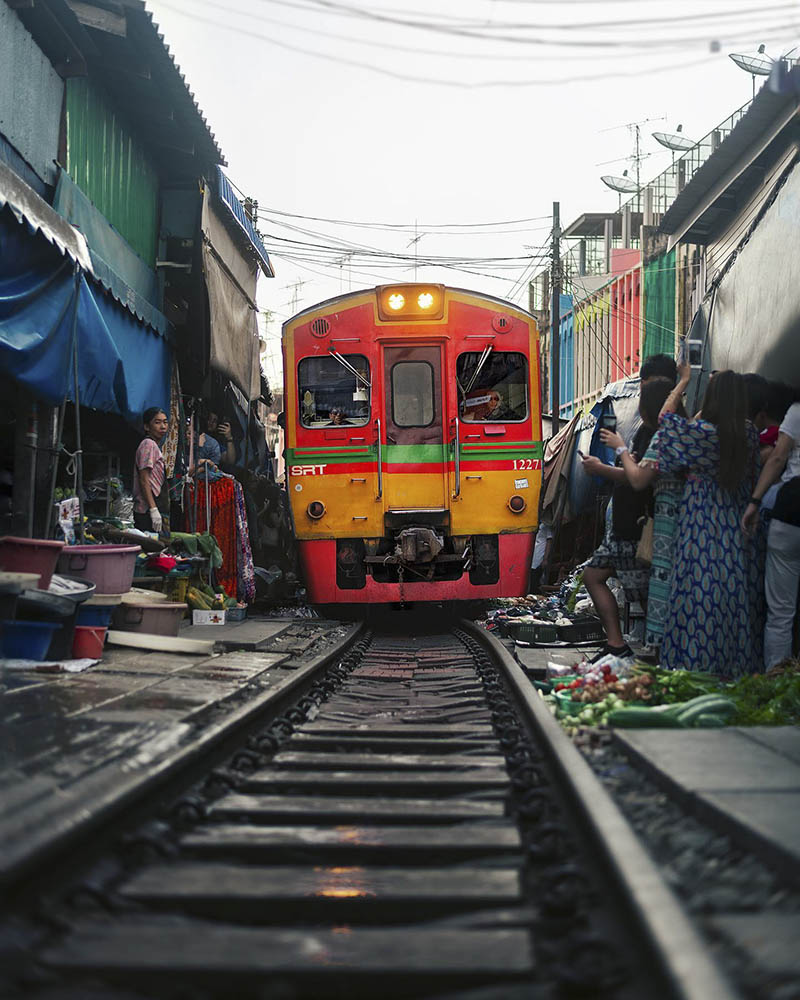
[391,361,434,427]
[297,354,370,427]
[457,351,528,422]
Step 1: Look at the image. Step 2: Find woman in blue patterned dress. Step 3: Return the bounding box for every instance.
[654,371,761,676]
[601,377,687,654]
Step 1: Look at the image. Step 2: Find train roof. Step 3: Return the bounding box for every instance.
[281,285,536,331]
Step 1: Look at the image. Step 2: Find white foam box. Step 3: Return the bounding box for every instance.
[192,609,226,626]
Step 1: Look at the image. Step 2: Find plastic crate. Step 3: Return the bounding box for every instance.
[516,622,560,644]
[556,618,605,644]
[226,606,247,621]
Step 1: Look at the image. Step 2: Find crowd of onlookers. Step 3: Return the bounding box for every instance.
[580,354,800,678]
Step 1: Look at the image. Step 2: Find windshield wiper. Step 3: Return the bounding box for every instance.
[328,349,371,389]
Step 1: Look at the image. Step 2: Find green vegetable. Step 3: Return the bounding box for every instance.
[607,708,684,728]
[725,671,800,727]
[676,695,737,726]
[693,713,727,728]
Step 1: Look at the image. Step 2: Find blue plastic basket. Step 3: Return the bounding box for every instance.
[76,603,116,628]
[1,620,62,660]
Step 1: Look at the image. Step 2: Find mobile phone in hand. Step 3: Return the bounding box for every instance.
[600,412,617,433]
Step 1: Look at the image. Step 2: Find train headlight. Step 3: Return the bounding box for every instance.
[508,495,527,513]
[378,284,445,320]
[307,501,326,520]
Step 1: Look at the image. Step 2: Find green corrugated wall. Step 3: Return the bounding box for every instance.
[65,78,158,266]
[642,248,676,359]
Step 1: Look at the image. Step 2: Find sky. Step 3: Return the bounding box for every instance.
[143,0,799,388]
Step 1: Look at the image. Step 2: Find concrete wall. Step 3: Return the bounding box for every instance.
[0,5,63,187]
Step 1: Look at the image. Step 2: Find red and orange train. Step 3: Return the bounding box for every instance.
[282,283,543,606]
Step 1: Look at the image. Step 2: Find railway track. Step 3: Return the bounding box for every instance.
[7,620,737,999]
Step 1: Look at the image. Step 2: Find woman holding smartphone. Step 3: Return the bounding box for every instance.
[601,373,688,656]
[580,399,660,663]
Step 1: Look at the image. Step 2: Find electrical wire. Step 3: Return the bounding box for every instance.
[290,0,799,49]
[176,0,797,50]
[155,2,783,88]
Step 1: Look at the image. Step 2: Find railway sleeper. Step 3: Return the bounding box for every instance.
[25,627,701,998]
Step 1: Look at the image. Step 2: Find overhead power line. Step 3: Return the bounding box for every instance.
[157,4,761,88]
[258,205,554,230]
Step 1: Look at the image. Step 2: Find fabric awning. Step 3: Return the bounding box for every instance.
[216,166,273,277]
[201,188,261,399]
[0,202,170,425]
[53,170,169,336]
[0,159,91,272]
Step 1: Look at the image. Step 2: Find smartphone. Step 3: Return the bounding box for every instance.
[577,449,585,459]
[600,412,617,433]
[679,338,703,367]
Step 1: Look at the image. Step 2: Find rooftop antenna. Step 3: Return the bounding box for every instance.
[729,43,773,98]
[600,114,665,207]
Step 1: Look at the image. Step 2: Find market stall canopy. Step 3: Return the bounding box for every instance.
[53,170,168,336]
[0,159,91,272]
[201,188,260,400]
[215,167,273,278]
[0,167,170,425]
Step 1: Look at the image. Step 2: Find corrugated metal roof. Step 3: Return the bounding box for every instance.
[12,0,226,175]
[215,167,274,277]
[660,68,800,243]
[141,3,226,169]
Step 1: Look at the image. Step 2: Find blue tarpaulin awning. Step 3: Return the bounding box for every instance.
[53,171,169,337]
[0,196,171,425]
[215,166,274,277]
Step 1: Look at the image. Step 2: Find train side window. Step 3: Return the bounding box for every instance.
[392,361,434,427]
[457,351,528,422]
[297,354,370,427]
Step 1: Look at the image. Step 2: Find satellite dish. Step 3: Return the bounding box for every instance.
[601,174,639,194]
[729,52,774,75]
[652,124,696,152]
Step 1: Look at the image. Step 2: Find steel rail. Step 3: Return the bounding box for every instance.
[463,619,741,1000]
[1,623,365,898]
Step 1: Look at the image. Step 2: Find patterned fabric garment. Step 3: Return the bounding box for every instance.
[654,413,763,677]
[161,364,182,478]
[639,435,685,649]
[585,502,650,604]
[233,479,256,604]
[188,476,238,600]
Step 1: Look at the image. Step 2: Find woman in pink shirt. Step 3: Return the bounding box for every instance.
[133,407,168,535]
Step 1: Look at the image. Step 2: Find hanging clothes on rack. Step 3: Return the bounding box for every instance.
[187,475,237,598]
[233,481,256,604]
[185,474,256,603]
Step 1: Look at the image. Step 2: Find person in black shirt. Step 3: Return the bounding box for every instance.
[580,384,670,661]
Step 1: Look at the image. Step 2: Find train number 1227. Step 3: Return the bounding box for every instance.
[513,458,537,470]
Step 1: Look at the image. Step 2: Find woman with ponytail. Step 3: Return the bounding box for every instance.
[648,370,762,676]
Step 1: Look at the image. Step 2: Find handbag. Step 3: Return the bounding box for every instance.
[636,516,654,566]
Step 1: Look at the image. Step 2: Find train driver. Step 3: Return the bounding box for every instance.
[327,406,352,425]
[463,390,513,421]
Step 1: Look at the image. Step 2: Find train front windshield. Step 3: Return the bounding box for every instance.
[457,351,528,422]
[298,354,371,427]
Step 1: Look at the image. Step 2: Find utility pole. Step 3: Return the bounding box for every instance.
[550,201,561,434]
[407,220,425,280]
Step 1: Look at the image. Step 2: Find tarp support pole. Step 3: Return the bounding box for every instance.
[70,267,85,543]
[46,401,67,538]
